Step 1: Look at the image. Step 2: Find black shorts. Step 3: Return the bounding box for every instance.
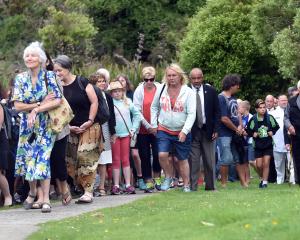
[254,147,273,159]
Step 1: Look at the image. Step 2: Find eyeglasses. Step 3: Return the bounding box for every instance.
[144,78,155,82]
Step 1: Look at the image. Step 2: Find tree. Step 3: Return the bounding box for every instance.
[179,0,286,101]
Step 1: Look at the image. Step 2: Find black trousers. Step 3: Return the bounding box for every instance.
[137,134,161,180]
[50,136,68,181]
[291,136,300,184]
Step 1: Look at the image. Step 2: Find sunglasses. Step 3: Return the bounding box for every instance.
[144,78,155,82]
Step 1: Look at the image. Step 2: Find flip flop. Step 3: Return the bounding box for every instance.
[62,191,72,206]
[32,202,43,209]
[41,202,52,213]
[23,194,36,210]
[75,193,93,204]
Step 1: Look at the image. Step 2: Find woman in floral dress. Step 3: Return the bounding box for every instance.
[12,42,62,212]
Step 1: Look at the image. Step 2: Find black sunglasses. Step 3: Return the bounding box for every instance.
[144,78,155,82]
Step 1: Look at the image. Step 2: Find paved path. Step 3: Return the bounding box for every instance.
[0,193,150,240]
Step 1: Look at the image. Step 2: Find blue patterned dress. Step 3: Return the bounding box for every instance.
[12,70,61,180]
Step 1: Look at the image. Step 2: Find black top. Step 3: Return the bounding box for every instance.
[288,94,300,137]
[63,76,91,127]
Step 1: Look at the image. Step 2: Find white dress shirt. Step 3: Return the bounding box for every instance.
[192,84,206,124]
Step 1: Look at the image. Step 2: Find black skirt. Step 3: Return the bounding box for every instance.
[0,128,9,170]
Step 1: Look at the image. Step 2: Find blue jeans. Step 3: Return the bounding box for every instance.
[217,136,239,166]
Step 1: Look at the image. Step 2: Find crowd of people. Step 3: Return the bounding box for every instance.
[0,41,300,212]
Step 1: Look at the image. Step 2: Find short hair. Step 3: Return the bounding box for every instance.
[255,99,265,109]
[96,68,110,82]
[162,63,188,85]
[23,41,47,66]
[142,66,156,79]
[88,72,106,85]
[297,80,300,89]
[240,100,250,111]
[288,86,297,96]
[54,55,73,71]
[222,74,241,91]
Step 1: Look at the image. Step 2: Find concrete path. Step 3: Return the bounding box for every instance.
[0,193,150,240]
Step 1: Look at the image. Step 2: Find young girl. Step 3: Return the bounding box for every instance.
[246,99,279,188]
[110,80,141,194]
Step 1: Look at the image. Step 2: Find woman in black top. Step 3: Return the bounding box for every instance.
[0,83,13,206]
[54,55,100,203]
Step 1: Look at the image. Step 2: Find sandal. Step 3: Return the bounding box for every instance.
[94,189,106,197]
[23,194,36,210]
[32,202,43,209]
[62,191,72,206]
[41,202,52,213]
[75,193,93,204]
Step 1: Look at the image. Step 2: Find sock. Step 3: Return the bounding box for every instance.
[125,184,130,188]
[114,185,119,188]
[262,181,268,185]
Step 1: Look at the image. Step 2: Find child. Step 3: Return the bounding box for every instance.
[246,99,279,188]
[110,80,141,194]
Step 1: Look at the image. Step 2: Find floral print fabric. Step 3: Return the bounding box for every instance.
[12,70,61,180]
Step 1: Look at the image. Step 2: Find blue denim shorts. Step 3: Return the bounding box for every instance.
[156,130,192,160]
[217,136,239,166]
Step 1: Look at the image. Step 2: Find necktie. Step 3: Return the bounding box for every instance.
[196,87,203,128]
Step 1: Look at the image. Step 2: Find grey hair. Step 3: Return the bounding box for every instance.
[54,55,73,71]
[23,41,47,65]
[96,68,110,82]
[297,80,300,89]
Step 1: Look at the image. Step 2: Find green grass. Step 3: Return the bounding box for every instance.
[28,181,300,240]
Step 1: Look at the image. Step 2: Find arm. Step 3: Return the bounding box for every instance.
[79,84,98,131]
[0,105,3,129]
[150,85,163,128]
[181,90,196,135]
[284,103,296,135]
[130,101,142,133]
[106,93,116,135]
[212,88,221,140]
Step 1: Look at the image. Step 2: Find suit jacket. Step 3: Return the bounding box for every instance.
[188,83,221,140]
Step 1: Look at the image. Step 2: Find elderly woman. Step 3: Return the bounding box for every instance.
[151,64,196,192]
[89,69,116,196]
[133,66,162,191]
[53,55,100,204]
[12,42,62,212]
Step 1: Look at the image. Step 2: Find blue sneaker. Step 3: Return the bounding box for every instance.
[161,177,172,191]
[138,178,147,190]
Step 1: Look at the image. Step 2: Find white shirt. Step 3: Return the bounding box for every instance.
[192,84,206,124]
[269,107,286,152]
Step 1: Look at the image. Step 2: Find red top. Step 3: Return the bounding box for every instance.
[139,86,156,134]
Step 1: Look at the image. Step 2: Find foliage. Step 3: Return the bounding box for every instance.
[38,0,97,67]
[29,180,300,240]
[179,0,287,101]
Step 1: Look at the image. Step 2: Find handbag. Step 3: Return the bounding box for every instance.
[114,104,137,147]
[44,72,74,133]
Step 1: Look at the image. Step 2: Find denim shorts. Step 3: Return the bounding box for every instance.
[217,136,239,166]
[156,130,192,160]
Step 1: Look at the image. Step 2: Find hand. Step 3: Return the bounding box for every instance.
[27,108,38,128]
[286,144,291,151]
[288,125,296,136]
[253,132,258,138]
[236,125,243,136]
[79,121,93,132]
[267,131,273,137]
[178,131,186,142]
[212,132,218,141]
[111,134,117,144]
[149,127,158,135]
[41,93,56,105]
[130,129,135,138]
[70,126,81,134]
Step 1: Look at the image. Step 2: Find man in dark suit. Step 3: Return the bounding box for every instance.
[188,68,220,191]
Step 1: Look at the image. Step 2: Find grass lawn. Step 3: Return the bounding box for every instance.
[28,180,300,240]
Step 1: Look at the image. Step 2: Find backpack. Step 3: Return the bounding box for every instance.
[77,76,110,125]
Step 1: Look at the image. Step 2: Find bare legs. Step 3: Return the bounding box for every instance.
[0,171,12,206]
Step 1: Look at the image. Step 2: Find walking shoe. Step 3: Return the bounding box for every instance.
[161,177,172,191]
[138,178,147,190]
[262,184,268,188]
[111,185,121,195]
[124,185,136,194]
[182,185,191,192]
[154,178,161,191]
[259,181,263,188]
[144,182,154,193]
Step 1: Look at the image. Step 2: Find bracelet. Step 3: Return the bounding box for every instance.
[88,118,94,123]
